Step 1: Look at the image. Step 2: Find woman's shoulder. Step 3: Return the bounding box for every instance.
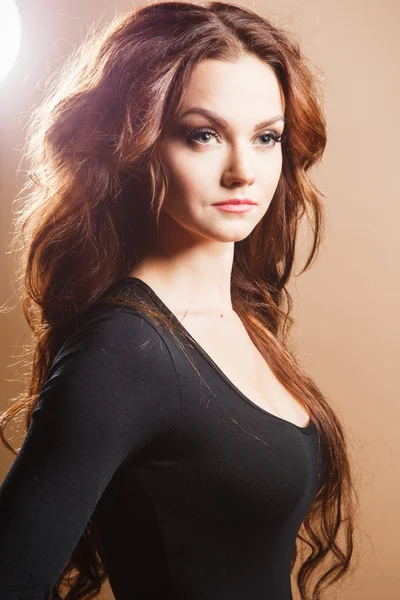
[80,278,166,333]
[41,296,181,435]
[52,298,174,381]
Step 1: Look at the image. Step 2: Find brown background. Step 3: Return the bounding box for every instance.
[1,1,399,598]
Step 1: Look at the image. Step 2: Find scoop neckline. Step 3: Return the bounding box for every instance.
[118,276,316,435]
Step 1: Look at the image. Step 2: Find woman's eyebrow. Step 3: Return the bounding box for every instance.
[177,107,286,131]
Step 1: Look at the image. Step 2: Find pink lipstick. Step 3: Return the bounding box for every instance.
[212,198,256,213]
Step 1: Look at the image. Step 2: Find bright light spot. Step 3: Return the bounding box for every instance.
[0,0,21,84]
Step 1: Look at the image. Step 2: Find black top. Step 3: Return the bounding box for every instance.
[0,277,325,600]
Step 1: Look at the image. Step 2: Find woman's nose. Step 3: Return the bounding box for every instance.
[222,146,255,187]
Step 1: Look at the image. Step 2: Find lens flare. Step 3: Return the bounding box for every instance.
[0,0,21,84]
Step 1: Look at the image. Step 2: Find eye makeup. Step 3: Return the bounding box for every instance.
[182,126,284,148]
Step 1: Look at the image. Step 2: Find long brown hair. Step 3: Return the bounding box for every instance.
[1,1,360,598]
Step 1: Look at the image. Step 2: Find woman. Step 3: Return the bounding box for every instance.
[0,1,359,599]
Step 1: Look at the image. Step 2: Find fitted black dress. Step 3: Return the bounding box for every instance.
[0,276,325,600]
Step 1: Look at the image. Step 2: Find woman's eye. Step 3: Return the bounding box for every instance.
[190,129,216,144]
[185,128,218,145]
[185,128,282,147]
[258,132,283,147]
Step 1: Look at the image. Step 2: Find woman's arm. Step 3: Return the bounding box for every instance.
[0,307,180,600]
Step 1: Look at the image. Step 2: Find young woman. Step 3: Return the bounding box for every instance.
[0,2,358,599]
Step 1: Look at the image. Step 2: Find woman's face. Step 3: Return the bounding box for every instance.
[157,54,286,244]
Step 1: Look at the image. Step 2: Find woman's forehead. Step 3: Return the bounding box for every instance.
[178,56,285,119]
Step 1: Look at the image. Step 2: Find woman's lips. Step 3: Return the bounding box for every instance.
[212,203,255,212]
[213,199,256,205]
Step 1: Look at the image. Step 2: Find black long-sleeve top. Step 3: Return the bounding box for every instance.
[0,276,325,600]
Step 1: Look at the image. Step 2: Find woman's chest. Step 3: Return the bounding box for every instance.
[178,312,311,428]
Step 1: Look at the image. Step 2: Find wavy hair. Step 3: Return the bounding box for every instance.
[1,1,359,598]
